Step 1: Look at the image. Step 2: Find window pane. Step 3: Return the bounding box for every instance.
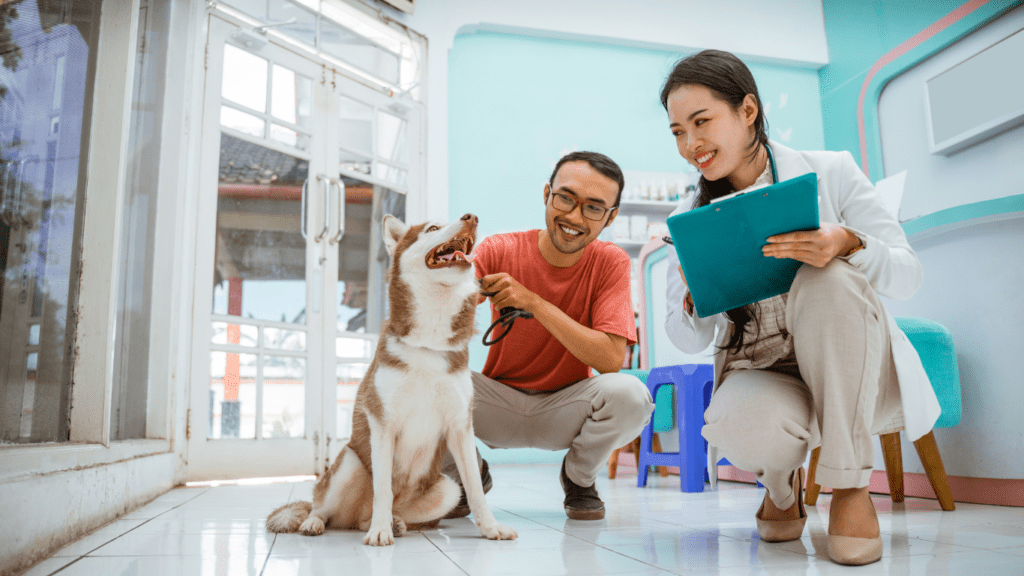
[339,148,372,175]
[221,106,265,137]
[0,0,101,443]
[271,65,312,128]
[263,355,304,438]
[335,337,371,359]
[209,351,257,439]
[111,0,172,441]
[338,95,373,154]
[375,161,407,187]
[320,18,400,85]
[211,321,258,347]
[211,134,308,324]
[264,327,306,351]
[375,110,407,164]
[270,123,310,151]
[222,44,268,112]
[334,177,404,334]
[336,362,368,439]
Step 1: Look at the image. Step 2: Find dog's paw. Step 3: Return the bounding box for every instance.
[298,515,325,536]
[363,524,395,546]
[479,523,518,541]
[392,516,407,537]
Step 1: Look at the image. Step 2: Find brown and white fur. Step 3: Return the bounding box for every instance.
[266,213,517,546]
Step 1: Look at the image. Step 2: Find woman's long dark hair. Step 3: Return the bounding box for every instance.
[660,50,770,353]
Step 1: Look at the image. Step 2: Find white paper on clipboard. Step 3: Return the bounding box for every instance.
[875,171,907,221]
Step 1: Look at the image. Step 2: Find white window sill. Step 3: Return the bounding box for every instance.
[0,438,172,482]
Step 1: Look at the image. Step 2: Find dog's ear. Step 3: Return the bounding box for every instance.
[382,214,409,257]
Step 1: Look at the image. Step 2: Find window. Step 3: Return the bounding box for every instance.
[0,0,101,444]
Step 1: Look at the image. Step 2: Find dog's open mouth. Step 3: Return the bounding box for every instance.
[426,234,476,269]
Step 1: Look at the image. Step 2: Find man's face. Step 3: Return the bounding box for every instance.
[543,161,619,255]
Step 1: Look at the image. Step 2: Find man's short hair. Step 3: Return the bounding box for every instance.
[548,151,625,208]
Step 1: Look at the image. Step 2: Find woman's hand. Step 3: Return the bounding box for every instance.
[678,266,695,315]
[763,223,861,268]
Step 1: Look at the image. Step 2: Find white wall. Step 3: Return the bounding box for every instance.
[875,5,1024,480]
[387,0,830,222]
[878,3,1024,221]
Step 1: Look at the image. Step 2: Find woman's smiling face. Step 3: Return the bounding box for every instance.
[666,83,759,188]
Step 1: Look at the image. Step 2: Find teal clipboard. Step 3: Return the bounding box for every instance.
[665,172,820,318]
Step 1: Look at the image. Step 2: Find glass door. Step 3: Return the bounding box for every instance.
[187,16,329,480]
[319,74,413,471]
[187,16,416,481]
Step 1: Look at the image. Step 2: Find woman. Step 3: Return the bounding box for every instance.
[660,50,940,566]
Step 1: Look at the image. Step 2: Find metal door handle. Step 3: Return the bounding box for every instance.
[315,173,330,242]
[300,177,310,240]
[329,178,345,245]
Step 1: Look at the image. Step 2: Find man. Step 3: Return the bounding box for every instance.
[442,151,654,520]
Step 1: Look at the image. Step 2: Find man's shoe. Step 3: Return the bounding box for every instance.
[560,458,605,520]
[442,460,493,519]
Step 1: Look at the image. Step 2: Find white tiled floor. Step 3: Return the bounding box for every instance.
[24,464,1024,575]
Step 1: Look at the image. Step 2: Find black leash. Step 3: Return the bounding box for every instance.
[479,288,534,346]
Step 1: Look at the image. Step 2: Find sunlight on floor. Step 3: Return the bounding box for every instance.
[24,463,1024,575]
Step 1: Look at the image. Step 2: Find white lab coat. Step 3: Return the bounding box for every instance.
[664,141,941,446]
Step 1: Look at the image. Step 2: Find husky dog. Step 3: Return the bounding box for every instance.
[266,213,517,546]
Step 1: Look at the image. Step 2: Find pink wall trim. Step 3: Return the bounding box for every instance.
[716,465,1024,508]
[856,0,990,173]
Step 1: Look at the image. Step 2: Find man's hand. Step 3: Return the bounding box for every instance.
[478,272,624,374]
[762,223,861,268]
[480,273,540,313]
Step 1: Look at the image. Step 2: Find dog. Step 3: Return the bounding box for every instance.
[266,213,517,546]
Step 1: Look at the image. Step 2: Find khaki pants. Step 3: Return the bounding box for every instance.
[442,371,654,488]
[702,260,902,510]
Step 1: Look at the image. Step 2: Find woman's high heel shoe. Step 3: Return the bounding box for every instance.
[826,493,883,566]
[755,468,807,542]
[826,535,883,566]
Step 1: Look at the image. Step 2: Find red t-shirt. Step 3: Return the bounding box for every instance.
[474,230,637,392]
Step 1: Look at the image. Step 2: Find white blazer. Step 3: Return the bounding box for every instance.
[664,141,942,447]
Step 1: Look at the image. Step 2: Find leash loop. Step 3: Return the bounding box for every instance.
[479,288,533,346]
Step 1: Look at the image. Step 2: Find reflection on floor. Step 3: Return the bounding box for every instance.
[25,463,1024,575]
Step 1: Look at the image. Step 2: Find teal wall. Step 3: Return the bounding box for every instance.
[448,32,825,464]
[818,0,1021,178]
[448,32,825,241]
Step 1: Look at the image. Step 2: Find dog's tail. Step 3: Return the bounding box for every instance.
[266,500,313,533]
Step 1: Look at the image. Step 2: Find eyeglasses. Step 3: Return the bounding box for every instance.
[549,191,616,221]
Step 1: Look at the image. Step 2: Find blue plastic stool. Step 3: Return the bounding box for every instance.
[637,364,714,492]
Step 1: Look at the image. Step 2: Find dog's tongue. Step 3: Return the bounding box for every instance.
[453,250,476,263]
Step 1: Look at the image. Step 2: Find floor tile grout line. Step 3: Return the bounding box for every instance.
[47,487,214,575]
[257,533,278,576]
[496,508,692,573]
[419,532,472,576]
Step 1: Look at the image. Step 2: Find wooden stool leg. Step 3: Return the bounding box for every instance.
[913,431,956,511]
[652,434,669,477]
[805,447,822,506]
[608,448,620,479]
[880,432,905,502]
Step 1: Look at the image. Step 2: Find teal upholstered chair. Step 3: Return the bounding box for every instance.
[805,317,962,511]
